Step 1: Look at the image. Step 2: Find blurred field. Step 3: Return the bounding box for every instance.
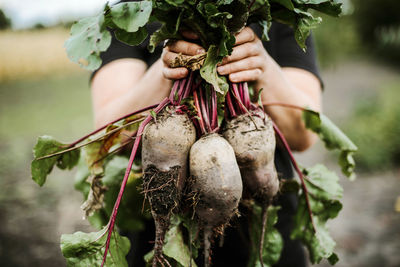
[0,28,82,81]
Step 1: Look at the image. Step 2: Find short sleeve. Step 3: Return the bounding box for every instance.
[251,22,323,87]
[91,22,163,79]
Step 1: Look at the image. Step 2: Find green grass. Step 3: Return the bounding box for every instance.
[0,71,93,199]
[314,15,362,68]
[344,80,400,172]
[0,72,93,140]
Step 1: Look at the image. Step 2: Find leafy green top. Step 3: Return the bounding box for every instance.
[65,0,342,94]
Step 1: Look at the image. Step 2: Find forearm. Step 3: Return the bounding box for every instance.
[91,59,172,128]
[257,54,321,151]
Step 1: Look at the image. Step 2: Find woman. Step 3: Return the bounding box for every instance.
[91,21,322,266]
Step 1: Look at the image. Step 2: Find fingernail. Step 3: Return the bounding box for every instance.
[197,48,206,54]
[230,74,238,82]
[217,66,225,74]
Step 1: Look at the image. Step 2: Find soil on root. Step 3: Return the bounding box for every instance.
[142,165,181,216]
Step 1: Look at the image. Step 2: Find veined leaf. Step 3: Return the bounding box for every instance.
[303,109,358,179]
[65,14,111,71]
[114,26,148,46]
[200,45,229,95]
[248,205,283,267]
[31,136,80,186]
[291,164,343,265]
[60,228,130,267]
[144,216,198,266]
[163,216,198,267]
[110,1,152,33]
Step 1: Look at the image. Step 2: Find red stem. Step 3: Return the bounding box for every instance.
[272,121,316,232]
[243,82,251,109]
[169,80,180,104]
[210,88,218,130]
[176,79,187,104]
[69,104,158,147]
[199,87,211,133]
[182,71,194,100]
[101,98,170,267]
[231,83,247,114]
[226,91,237,117]
[193,90,206,135]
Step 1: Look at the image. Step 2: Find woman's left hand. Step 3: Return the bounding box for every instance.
[217,27,269,83]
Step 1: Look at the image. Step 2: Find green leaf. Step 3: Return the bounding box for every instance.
[303,109,358,179]
[114,26,148,46]
[31,136,80,186]
[148,25,181,53]
[163,216,197,267]
[291,164,343,265]
[270,0,295,10]
[101,156,147,232]
[145,216,198,266]
[293,10,322,50]
[110,1,152,32]
[200,45,229,95]
[65,14,111,71]
[61,228,130,267]
[248,205,283,267]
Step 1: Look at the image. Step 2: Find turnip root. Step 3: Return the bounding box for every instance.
[222,108,279,267]
[142,107,196,267]
[222,109,279,203]
[189,133,243,266]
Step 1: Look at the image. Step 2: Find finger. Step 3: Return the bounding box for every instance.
[229,69,263,83]
[167,40,205,56]
[217,56,264,75]
[163,67,188,80]
[220,42,260,65]
[181,30,199,40]
[162,50,189,67]
[234,27,256,46]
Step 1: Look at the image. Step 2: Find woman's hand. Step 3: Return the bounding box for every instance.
[162,31,205,80]
[217,27,269,83]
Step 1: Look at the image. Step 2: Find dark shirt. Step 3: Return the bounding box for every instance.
[96,21,320,267]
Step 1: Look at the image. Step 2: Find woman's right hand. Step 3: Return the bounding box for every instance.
[161,31,205,80]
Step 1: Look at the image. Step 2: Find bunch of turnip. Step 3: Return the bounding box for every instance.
[140,74,280,266]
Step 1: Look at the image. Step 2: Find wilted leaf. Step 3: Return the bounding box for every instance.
[85,125,122,175]
[80,174,107,217]
[31,136,80,186]
[248,205,283,267]
[303,109,358,179]
[61,228,130,267]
